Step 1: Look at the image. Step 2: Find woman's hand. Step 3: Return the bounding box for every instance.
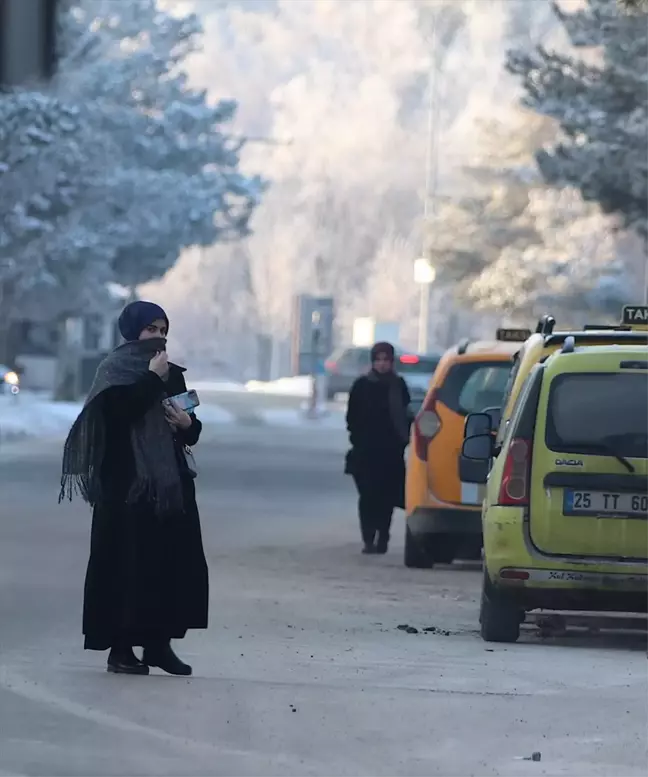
[164,399,192,431]
[149,350,169,378]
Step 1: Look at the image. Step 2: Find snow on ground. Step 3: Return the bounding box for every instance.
[245,375,313,397]
[190,380,247,393]
[0,393,82,443]
[260,406,346,429]
[194,404,236,425]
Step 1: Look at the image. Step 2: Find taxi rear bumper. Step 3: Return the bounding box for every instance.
[491,567,648,614]
[408,506,481,537]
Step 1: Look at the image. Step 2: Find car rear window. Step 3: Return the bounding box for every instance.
[339,348,370,369]
[546,372,648,459]
[397,357,440,375]
[437,361,512,415]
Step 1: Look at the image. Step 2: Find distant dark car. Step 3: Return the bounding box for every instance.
[398,354,441,415]
[325,347,440,410]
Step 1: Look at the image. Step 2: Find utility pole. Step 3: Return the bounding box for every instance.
[416,12,441,354]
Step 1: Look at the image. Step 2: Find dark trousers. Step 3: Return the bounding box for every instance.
[353,472,394,548]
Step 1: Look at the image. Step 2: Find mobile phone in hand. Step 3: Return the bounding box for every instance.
[164,389,200,413]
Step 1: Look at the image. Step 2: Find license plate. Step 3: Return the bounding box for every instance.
[563,490,648,517]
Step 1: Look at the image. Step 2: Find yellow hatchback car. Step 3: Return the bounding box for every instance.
[405,328,529,568]
[460,340,648,643]
[496,317,648,450]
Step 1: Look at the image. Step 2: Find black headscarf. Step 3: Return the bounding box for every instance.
[59,336,183,518]
[371,341,395,362]
[118,301,169,342]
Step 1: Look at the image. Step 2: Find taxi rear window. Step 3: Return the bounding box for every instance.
[546,372,648,459]
[437,361,512,415]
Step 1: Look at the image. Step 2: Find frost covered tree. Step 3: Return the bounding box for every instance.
[59,0,263,290]
[507,0,648,240]
[467,187,629,323]
[424,105,636,322]
[0,0,262,369]
[0,93,99,363]
[152,0,558,364]
[617,0,648,15]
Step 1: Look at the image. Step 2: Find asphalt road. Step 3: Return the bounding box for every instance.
[0,393,646,776]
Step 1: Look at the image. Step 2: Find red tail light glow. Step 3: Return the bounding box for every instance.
[413,389,441,461]
[325,360,337,373]
[500,569,530,581]
[498,438,531,506]
[400,354,420,364]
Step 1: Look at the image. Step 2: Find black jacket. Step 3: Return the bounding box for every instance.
[345,373,411,509]
[346,373,411,456]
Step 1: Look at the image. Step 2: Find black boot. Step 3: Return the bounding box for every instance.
[107,646,149,675]
[362,543,377,554]
[376,528,390,554]
[143,641,192,676]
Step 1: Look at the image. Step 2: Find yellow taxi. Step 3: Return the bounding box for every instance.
[496,310,648,449]
[404,328,530,568]
[460,338,648,643]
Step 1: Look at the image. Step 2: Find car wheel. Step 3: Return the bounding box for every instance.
[456,538,483,562]
[430,534,457,565]
[326,388,336,401]
[404,526,433,568]
[479,573,522,643]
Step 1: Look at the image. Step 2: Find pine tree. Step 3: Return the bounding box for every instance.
[507,0,648,239]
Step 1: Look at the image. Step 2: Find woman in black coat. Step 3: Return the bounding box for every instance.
[60,301,208,676]
[345,342,411,554]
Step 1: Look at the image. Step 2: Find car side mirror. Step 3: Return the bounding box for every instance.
[463,433,493,461]
[482,406,501,431]
[459,433,493,484]
[464,412,492,439]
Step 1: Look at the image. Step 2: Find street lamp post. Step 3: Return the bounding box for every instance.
[416,8,441,356]
[414,258,436,353]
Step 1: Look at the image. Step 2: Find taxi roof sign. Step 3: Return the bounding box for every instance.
[496,328,531,342]
[621,305,648,329]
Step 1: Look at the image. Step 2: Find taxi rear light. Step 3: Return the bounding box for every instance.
[500,569,529,581]
[498,437,531,506]
[414,390,441,461]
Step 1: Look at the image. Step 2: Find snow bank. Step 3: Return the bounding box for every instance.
[0,393,82,444]
[245,375,313,398]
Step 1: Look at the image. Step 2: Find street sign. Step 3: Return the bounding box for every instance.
[291,295,335,375]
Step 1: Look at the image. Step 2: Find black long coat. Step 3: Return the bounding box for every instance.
[83,364,209,650]
[346,374,411,509]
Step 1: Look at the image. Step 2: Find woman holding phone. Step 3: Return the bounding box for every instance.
[60,301,208,676]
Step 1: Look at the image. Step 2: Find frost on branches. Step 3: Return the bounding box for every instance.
[507,0,648,239]
[0,91,97,328]
[0,0,262,338]
[468,187,629,322]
